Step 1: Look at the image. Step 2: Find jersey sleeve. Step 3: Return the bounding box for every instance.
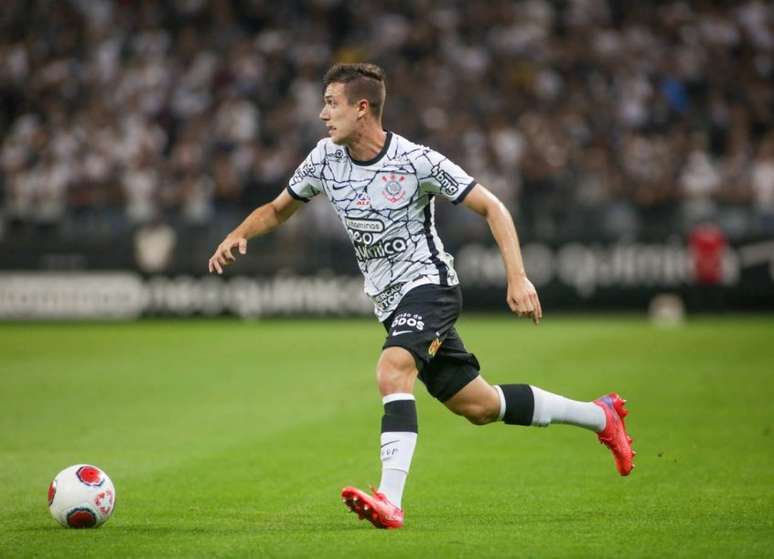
[413,146,477,204]
[287,144,324,202]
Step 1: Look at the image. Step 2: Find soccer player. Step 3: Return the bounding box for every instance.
[208,63,635,529]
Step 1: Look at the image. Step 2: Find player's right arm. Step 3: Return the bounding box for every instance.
[208,189,303,274]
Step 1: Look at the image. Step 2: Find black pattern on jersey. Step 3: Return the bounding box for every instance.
[288,132,475,320]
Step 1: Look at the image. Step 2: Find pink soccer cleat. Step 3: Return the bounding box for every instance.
[593,393,636,476]
[341,486,404,529]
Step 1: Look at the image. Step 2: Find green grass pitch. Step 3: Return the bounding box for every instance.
[1,315,773,558]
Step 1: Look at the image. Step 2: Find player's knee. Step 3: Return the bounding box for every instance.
[445,381,501,425]
[376,348,417,395]
[377,367,414,395]
[376,347,417,396]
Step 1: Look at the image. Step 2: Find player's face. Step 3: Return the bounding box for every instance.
[319,83,359,145]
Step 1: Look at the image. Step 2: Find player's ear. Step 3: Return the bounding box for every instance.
[357,99,369,119]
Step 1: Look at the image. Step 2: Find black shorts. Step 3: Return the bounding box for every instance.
[382,284,480,402]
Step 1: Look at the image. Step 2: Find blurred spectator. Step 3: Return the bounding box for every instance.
[1,0,773,245]
[752,133,774,233]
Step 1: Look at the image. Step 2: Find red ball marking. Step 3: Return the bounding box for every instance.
[76,466,104,486]
[95,490,114,514]
[66,508,97,528]
[48,480,56,506]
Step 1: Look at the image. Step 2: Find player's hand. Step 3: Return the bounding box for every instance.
[506,275,542,325]
[208,236,247,275]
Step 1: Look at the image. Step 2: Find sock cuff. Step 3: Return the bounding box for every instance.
[382,393,415,404]
[382,398,418,434]
[494,384,506,421]
[496,384,534,426]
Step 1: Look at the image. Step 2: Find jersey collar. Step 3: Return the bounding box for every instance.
[348,131,393,166]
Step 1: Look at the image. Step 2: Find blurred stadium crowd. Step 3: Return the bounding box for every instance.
[1,0,773,246]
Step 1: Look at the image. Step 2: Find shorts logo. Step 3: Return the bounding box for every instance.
[382,174,406,203]
[391,313,424,331]
[428,336,442,357]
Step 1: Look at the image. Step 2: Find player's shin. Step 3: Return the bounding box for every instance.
[495,384,605,432]
[378,393,417,509]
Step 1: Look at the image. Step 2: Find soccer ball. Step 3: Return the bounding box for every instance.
[48,464,116,528]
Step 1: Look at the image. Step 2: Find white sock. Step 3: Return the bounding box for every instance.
[530,385,606,432]
[377,393,417,509]
[378,432,416,508]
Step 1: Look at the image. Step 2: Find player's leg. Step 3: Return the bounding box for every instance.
[375,346,419,509]
[443,377,635,475]
[427,328,636,475]
[376,345,418,395]
[343,284,474,527]
[444,377,604,430]
[368,285,464,512]
[341,346,417,529]
[441,375,501,425]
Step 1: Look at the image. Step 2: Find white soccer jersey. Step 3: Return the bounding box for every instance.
[287,131,477,321]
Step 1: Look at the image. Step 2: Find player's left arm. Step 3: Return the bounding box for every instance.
[461,184,542,324]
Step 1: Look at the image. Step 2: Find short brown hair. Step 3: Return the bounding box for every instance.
[323,63,386,120]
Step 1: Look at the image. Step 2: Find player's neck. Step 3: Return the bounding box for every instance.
[346,124,387,163]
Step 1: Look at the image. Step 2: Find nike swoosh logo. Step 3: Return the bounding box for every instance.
[381,440,399,448]
[391,330,413,336]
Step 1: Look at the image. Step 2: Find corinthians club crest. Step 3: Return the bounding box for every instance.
[381,174,406,204]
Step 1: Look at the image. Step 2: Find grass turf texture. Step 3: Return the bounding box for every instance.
[1,316,773,558]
